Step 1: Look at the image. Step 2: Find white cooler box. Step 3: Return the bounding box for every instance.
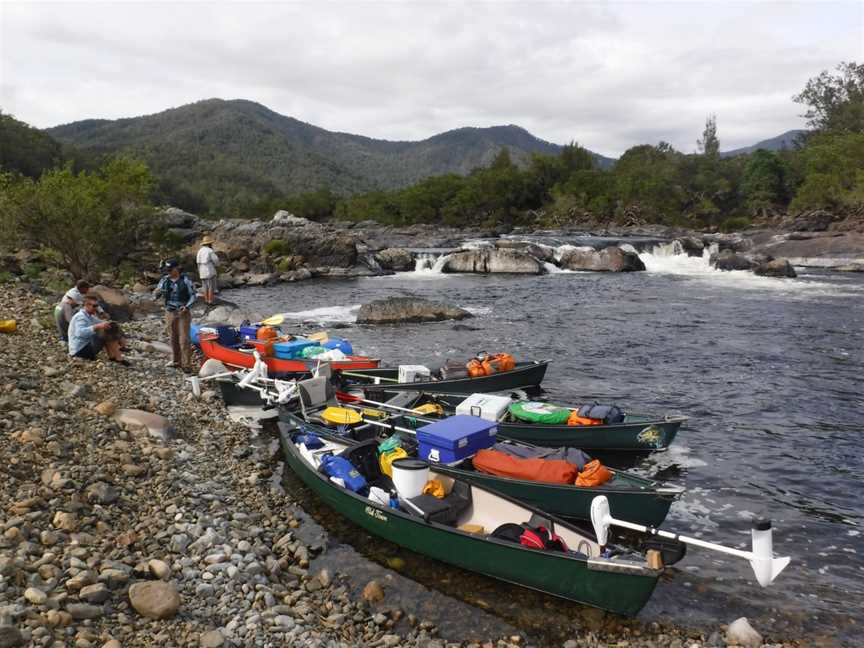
[456,393,512,422]
[398,364,431,383]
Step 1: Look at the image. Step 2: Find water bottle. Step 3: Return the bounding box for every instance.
[389,490,400,509]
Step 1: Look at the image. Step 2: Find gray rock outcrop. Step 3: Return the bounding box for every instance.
[375,248,414,271]
[710,250,757,271]
[754,258,797,278]
[558,246,646,272]
[356,297,473,324]
[443,248,545,274]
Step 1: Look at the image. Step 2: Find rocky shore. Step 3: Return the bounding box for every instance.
[0,285,807,648]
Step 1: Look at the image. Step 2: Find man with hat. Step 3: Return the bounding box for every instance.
[196,235,220,306]
[153,260,197,372]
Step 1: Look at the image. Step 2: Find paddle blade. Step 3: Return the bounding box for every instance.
[590,496,611,546]
[260,314,285,326]
[749,555,790,587]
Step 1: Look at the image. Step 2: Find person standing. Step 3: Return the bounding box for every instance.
[196,236,220,305]
[67,295,128,365]
[153,260,197,372]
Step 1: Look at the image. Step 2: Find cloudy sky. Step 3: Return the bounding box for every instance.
[1,1,862,156]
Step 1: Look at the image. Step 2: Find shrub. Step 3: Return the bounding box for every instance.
[719,215,752,232]
[263,239,293,257]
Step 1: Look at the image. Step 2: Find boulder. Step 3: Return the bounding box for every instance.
[160,207,197,229]
[244,273,279,287]
[710,250,757,271]
[0,625,24,647]
[361,580,385,603]
[201,306,262,328]
[789,209,837,232]
[113,409,175,442]
[444,248,545,274]
[356,297,473,324]
[494,239,556,263]
[754,258,797,278]
[89,285,133,322]
[725,617,762,648]
[559,246,646,272]
[271,210,311,227]
[199,359,228,378]
[676,236,705,257]
[375,248,414,271]
[128,581,181,619]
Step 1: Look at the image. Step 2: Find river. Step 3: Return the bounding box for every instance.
[225,240,864,646]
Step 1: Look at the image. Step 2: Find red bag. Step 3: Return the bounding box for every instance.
[473,449,578,485]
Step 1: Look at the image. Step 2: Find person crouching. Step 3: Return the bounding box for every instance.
[67,295,129,365]
[153,259,196,372]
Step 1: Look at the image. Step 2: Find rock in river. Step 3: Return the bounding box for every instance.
[356,297,472,324]
[444,248,545,274]
[754,258,797,278]
[559,246,646,272]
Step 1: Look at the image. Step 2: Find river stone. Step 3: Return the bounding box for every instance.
[361,580,385,603]
[199,629,225,648]
[24,587,47,605]
[444,248,544,274]
[128,581,180,619]
[0,625,23,648]
[85,482,119,505]
[89,285,133,322]
[112,409,175,441]
[494,239,556,262]
[559,246,646,272]
[725,617,762,648]
[79,583,110,604]
[52,511,78,532]
[710,250,757,271]
[375,248,414,271]
[67,603,103,620]
[148,559,170,580]
[94,401,116,417]
[754,258,797,278]
[356,297,472,324]
[199,359,228,378]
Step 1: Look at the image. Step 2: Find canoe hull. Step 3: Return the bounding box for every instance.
[200,335,380,373]
[278,423,660,616]
[343,361,549,394]
[496,417,685,452]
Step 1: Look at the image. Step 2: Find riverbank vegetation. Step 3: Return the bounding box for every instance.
[1,62,862,272]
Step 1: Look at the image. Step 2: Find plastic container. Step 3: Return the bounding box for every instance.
[323,338,354,355]
[398,365,431,383]
[416,415,497,463]
[455,393,512,421]
[195,324,238,347]
[390,458,430,498]
[239,323,261,341]
[273,339,317,359]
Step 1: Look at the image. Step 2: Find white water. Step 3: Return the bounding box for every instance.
[396,252,452,278]
[274,304,361,324]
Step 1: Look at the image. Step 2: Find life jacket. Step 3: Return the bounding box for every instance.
[466,358,487,377]
[257,326,279,340]
[574,459,613,487]
[566,411,604,426]
[481,353,516,375]
[162,274,192,308]
[519,525,569,552]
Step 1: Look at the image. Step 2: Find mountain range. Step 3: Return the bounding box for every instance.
[43,98,802,214]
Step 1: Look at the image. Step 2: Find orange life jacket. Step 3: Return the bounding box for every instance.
[567,410,604,426]
[257,326,279,341]
[575,459,613,487]
[466,358,487,377]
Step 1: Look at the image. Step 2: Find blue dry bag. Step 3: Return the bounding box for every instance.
[319,455,367,494]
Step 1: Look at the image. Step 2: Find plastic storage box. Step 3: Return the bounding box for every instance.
[416,415,497,463]
[398,365,431,383]
[239,323,262,341]
[455,393,512,422]
[273,339,317,359]
[195,324,238,347]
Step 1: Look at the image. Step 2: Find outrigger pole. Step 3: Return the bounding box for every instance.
[590,496,790,587]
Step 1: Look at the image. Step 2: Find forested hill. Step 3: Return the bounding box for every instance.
[45,98,612,214]
[721,129,806,157]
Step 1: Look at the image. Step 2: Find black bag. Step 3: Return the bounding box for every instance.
[577,403,625,424]
[439,359,469,380]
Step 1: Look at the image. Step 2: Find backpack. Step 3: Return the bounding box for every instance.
[319,455,367,494]
[576,403,625,424]
[490,523,569,553]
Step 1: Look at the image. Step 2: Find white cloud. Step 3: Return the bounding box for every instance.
[1,1,862,156]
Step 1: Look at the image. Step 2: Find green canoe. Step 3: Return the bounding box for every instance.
[280,409,683,526]
[278,419,662,616]
[361,391,688,453]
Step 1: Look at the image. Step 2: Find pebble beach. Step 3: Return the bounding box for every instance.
[0,284,806,648]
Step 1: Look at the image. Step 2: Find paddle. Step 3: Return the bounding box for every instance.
[590,496,790,587]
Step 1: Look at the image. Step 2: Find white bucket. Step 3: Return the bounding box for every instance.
[390,458,430,499]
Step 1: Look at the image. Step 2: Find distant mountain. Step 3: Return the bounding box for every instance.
[0,111,65,178]
[721,129,806,157]
[46,99,613,214]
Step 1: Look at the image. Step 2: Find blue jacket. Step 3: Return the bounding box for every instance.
[68,309,102,356]
[155,274,196,311]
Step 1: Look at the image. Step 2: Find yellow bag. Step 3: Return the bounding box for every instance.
[422,479,445,499]
[413,403,444,416]
[379,447,408,477]
[0,320,16,334]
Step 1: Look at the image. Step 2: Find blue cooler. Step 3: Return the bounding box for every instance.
[323,338,354,355]
[273,339,317,359]
[196,324,238,347]
[239,323,262,341]
[416,415,497,464]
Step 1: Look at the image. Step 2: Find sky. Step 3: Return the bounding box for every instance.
[1,1,862,157]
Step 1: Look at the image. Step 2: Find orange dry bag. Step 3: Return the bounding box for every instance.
[482,353,516,375]
[473,449,578,485]
[257,326,279,341]
[566,411,604,426]
[466,358,487,377]
[574,459,613,487]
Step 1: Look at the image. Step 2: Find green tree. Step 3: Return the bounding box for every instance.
[741,149,788,212]
[0,157,154,278]
[697,114,720,157]
[793,61,864,134]
[789,132,864,211]
[0,110,64,178]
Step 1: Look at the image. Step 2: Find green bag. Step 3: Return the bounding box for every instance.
[300,345,326,358]
[509,401,572,425]
[377,434,402,455]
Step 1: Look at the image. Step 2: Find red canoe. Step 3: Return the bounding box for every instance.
[199,333,381,373]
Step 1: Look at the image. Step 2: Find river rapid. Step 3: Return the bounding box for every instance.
[225,241,864,646]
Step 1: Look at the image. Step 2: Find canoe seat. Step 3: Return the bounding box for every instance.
[297,376,338,420]
[406,480,472,526]
[338,439,393,491]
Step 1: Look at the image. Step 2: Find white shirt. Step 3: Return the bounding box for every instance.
[196,246,220,279]
[63,287,85,305]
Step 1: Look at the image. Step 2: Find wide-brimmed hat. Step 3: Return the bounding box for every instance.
[201,235,215,245]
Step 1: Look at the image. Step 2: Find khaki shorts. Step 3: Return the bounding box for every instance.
[202,277,217,292]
